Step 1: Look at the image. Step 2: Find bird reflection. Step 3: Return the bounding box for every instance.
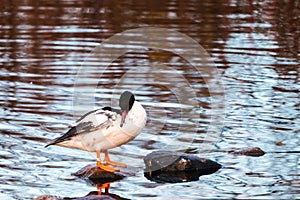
[66,164,135,199]
[97,182,111,195]
[62,181,129,200]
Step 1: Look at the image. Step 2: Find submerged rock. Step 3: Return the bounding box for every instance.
[144,151,222,173]
[34,193,127,200]
[73,195,115,200]
[144,170,206,183]
[232,147,265,157]
[144,151,221,183]
[71,191,130,200]
[33,195,59,200]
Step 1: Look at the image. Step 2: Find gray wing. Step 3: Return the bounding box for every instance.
[45,109,118,147]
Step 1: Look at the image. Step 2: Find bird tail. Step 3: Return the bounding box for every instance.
[44,126,77,148]
[44,136,69,148]
[44,141,56,148]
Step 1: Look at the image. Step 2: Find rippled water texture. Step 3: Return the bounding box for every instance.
[0,1,299,199]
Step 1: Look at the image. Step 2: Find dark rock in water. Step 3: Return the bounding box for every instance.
[64,192,128,200]
[144,151,222,173]
[72,164,128,185]
[144,151,221,183]
[232,147,265,157]
[33,195,59,200]
[73,195,115,200]
[144,170,205,183]
[69,191,130,200]
[35,190,129,200]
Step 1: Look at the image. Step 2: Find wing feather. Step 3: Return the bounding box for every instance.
[45,109,118,147]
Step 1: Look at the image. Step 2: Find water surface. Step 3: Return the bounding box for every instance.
[0,0,299,199]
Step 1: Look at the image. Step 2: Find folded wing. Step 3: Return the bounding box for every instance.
[45,109,118,147]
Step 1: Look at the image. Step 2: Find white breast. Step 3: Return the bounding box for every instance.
[121,101,147,136]
[80,101,147,151]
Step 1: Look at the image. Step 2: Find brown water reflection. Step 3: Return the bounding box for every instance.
[0,0,299,199]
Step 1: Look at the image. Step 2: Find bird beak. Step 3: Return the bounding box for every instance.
[121,110,128,127]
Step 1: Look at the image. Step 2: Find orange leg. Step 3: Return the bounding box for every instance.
[97,184,102,195]
[96,150,119,172]
[97,183,110,195]
[104,150,127,168]
[104,182,110,194]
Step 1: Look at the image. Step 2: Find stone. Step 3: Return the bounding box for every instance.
[72,164,128,185]
[144,151,221,183]
[33,195,59,200]
[232,147,265,157]
[72,191,130,200]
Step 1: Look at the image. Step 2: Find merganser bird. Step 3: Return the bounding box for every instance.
[45,91,147,172]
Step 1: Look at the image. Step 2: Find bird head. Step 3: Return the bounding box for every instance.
[119,91,135,127]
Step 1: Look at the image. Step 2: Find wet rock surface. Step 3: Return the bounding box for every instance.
[144,151,222,183]
[65,192,129,200]
[33,195,59,200]
[72,164,126,185]
[144,170,206,183]
[72,164,138,186]
[34,193,128,200]
[231,147,265,157]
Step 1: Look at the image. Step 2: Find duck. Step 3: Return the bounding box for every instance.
[45,91,147,172]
